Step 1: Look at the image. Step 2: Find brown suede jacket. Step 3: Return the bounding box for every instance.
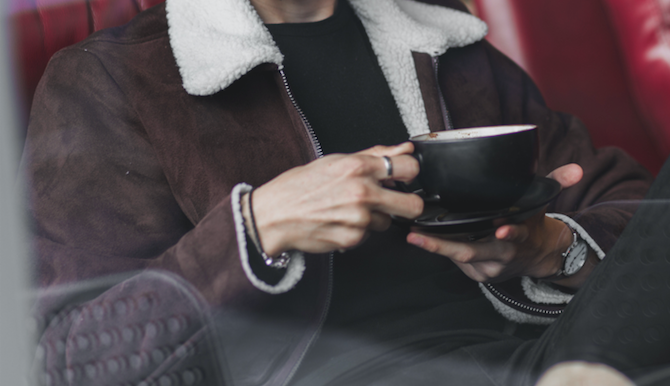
[24,0,653,384]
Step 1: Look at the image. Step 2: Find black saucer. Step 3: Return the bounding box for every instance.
[395,177,561,236]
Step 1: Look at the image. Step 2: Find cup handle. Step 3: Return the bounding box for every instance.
[423,193,441,203]
[407,152,441,202]
[412,152,423,170]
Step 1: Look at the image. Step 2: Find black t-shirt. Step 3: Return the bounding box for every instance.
[266,1,408,154]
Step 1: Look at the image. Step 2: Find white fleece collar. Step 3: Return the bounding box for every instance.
[166,0,487,136]
[350,0,487,136]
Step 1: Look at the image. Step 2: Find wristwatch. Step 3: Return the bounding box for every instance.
[541,225,589,282]
[554,226,589,279]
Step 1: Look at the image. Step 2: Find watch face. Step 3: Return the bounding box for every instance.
[565,241,588,275]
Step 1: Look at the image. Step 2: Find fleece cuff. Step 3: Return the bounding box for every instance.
[231,183,305,294]
[479,213,606,325]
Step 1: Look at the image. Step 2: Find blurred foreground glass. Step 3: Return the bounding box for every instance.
[0,1,31,385]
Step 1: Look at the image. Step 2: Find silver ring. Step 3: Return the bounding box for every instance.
[382,156,393,180]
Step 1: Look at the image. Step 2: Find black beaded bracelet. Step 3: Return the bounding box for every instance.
[248,188,290,269]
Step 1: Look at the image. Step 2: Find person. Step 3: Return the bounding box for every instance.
[23,0,663,384]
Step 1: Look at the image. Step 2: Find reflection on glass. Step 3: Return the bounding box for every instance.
[9,0,670,385]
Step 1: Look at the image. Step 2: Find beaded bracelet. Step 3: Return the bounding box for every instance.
[248,188,290,269]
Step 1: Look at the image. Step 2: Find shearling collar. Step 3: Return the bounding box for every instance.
[166,0,487,136]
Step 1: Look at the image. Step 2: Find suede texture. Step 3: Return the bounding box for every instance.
[25,6,330,384]
[25,0,653,321]
[26,5,319,305]
[437,41,653,253]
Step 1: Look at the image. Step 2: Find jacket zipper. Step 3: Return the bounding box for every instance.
[279,69,324,158]
[278,68,334,386]
[483,283,563,316]
[431,56,454,130]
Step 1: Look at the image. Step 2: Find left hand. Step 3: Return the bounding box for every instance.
[407,164,584,283]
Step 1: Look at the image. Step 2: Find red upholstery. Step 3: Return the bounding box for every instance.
[474,0,669,174]
[606,0,670,170]
[13,0,670,174]
[10,0,164,128]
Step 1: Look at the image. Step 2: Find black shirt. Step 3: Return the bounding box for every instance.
[266,1,408,154]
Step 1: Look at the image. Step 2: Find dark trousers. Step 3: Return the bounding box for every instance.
[291,161,670,386]
[32,160,670,386]
[535,157,670,384]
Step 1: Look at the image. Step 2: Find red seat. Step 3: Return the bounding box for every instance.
[14,0,670,175]
[10,0,164,130]
[474,0,670,174]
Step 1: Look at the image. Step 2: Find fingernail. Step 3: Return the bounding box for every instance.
[407,233,424,247]
[495,227,510,240]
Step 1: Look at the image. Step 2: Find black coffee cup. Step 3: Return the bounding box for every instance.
[410,125,539,212]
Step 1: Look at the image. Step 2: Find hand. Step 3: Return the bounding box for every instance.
[407,164,586,284]
[536,362,634,386]
[245,143,423,256]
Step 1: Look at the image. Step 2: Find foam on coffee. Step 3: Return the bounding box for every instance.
[412,125,536,142]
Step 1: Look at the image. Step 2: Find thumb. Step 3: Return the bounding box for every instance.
[546,163,583,189]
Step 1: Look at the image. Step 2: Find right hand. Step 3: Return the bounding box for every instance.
[244,142,423,256]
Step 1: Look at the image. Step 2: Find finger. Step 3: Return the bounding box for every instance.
[412,239,505,282]
[336,231,371,251]
[381,179,397,188]
[495,223,529,243]
[320,225,369,250]
[407,232,513,264]
[494,225,512,241]
[368,154,419,182]
[451,260,488,282]
[357,142,414,157]
[368,211,392,232]
[340,153,418,183]
[452,260,503,283]
[371,186,424,219]
[407,232,476,262]
[546,163,583,189]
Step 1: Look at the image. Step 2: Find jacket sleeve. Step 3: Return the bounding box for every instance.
[24,47,304,307]
[440,40,654,323]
